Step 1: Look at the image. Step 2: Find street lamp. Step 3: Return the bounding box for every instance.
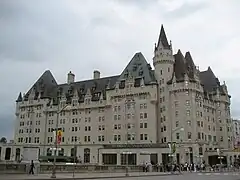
[51,103,71,179]
[123,151,132,176]
[169,127,184,173]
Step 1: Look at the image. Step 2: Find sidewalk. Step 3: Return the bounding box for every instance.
[2,172,177,180]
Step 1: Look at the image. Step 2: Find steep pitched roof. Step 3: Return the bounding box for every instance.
[199,67,220,92]
[156,25,170,49]
[23,52,156,104]
[24,70,58,100]
[185,51,196,79]
[117,52,157,85]
[16,92,23,102]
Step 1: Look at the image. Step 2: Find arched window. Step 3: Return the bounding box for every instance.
[84,148,90,163]
[5,147,11,160]
[15,148,21,162]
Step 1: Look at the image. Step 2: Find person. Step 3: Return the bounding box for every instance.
[29,160,35,175]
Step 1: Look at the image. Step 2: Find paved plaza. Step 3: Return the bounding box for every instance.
[2,172,240,180]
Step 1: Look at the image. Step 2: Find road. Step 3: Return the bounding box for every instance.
[96,173,240,180]
[2,172,240,180]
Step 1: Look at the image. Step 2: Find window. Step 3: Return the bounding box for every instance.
[198,132,201,139]
[144,123,147,128]
[98,135,105,142]
[84,136,91,142]
[174,101,179,107]
[220,136,223,141]
[188,132,192,139]
[197,121,200,127]
[144,113,147,118]
[114,135,121,141]
[176,121,179,127]
[176,133,180,140]
[220,127,222,131]
[140,123,143,128]
[186,100,190,106]
[186,110,190,116]
[175,111,179,117]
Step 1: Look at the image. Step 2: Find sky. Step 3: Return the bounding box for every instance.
[0,0,240,140]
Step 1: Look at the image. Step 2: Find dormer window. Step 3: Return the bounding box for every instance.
[133,65,137,71]
[139,70,143,76]
[72,100,78,106]
[68,89,73,94]
[119,80,125,89]
[124,71,129,78]
[80,88,84,93]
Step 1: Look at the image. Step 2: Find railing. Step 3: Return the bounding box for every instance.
[0,162,239,174]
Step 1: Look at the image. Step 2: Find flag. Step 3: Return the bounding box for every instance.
[57,129,62,144]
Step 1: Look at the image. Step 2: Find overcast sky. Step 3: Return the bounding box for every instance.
[0,0,240,139]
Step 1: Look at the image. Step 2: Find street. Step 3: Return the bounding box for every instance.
[2,172,240,180]
[93,173,240,180]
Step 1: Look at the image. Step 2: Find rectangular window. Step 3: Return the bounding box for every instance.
[176,121,179,127]
[176,133,180,140]
[144,123,147,128]
[188,132,192,139]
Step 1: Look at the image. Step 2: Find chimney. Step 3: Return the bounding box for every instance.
[67,71,75,84]
[93,70,100,79]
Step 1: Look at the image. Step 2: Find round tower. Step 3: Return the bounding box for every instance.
[153,25,174,83]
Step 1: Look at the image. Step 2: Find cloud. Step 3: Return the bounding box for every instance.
[0,0,240,139]
[163,0,209,19]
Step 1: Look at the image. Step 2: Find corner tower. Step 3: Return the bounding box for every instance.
[153,25,174,82]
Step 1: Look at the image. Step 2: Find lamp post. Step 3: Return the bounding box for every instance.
[72,144,77,178]
[123,151,132,176]
[51,103,71,179]
[124,97,135,177]
[169,127,184,173]
[217,148,224,172]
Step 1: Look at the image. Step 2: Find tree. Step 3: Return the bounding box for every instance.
[0,137,7,143]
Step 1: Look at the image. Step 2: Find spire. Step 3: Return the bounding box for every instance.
[157,24,170,49]
[185,51,195,67]
[16,92,23,102]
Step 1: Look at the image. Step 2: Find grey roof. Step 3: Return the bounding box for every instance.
[16,92,22,102]
[23,70,58,100]
[156,25,170,49]
[117,52,157,85]
[185,51,195,80]
[19,53,156,104]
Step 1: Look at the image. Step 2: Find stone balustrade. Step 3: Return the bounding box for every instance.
[0,162,144,174]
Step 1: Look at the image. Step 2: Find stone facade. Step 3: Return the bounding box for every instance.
[232,119,240,147]
[7,25,233,165]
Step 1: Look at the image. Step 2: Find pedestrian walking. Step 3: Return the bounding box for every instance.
[29,160,35,175]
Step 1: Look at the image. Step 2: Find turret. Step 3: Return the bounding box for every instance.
[153,25,174,83]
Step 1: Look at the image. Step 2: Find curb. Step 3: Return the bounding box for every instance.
[9,173,180,180]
